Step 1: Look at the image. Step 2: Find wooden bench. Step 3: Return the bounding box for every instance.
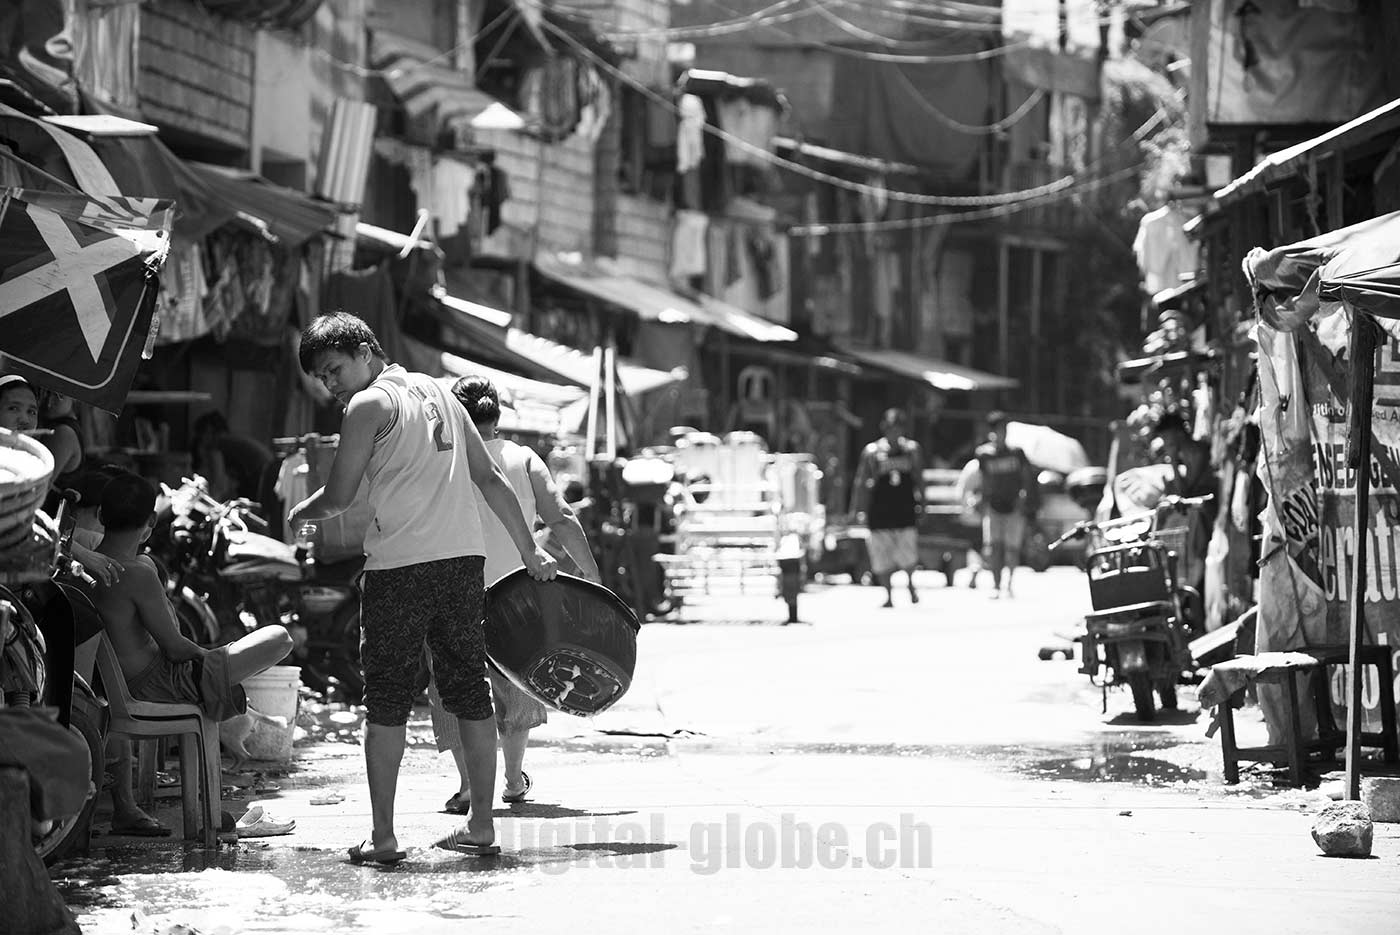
[1208,646,1399,787]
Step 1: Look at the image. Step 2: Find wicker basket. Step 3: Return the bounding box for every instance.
[0,427,54,553]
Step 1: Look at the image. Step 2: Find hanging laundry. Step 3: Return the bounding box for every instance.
[746,227,778,299]
[714,98,777,167]
[670,209,709,280]
[574,66,613,145]
[676,94,706,174]
[1132,204,1199,296]
[431,157,476,239]
[155,239,209,344]
[473,157,511,236]
[725,224,745,288]
[325,264,404,364]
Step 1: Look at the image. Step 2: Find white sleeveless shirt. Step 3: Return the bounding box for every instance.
[361,365,485,570]
[480,437,535,586]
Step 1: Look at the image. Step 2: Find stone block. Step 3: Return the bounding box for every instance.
[1361,776,1400,823]
[1311,801,1374,857]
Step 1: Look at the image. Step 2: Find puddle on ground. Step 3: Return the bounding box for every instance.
[1021,753,1208,785]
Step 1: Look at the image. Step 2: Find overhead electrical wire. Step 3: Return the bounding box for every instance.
[538,15,1164,213]
[892,70,1045,134]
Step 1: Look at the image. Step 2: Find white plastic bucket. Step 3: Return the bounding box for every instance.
[241,665,301,763]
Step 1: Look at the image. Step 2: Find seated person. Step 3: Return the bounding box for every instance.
[87,472,292,719]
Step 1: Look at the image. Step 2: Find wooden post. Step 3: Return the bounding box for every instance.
[997,240,1011,377]
[1345,313,1379,801]
[604,343,617,459]
[0,768,80,935]
[586,347,602,459]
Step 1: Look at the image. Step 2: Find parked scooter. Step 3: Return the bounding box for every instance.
[157,477,363,701]
[1,493,110,864]
[1049,494,1211,722]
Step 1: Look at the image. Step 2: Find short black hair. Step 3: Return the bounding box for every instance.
[987,410,1008,430]
[451,374,501,426]
[72,465,123,510]
[99,471,157,532]
[298,312,386,374]
[0,374,36,405]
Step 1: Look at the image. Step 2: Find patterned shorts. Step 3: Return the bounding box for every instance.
[360,555,491,726]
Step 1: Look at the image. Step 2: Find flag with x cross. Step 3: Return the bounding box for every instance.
[0,187,173,414]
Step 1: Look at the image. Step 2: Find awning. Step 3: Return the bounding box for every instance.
[424,291,687,395]
[1152,278,1203,312]
[1117,349,1218,384]
[1244,210,1400,331]
[401,335,584,436]
[677,69,784,111]
[1216,96,1400,206]
[840,346,1018,392]
[0,104,233,239]
[189,163,338,247]
[534,252,797,342]
[192,0,323,29]
[370,30,523,138]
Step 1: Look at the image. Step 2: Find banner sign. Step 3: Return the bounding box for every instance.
[0,188,172,414]
[1258,309,1400,739]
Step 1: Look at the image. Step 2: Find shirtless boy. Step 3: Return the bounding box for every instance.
[88,472,292,726]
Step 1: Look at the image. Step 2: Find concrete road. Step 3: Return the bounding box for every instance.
[53,569,1400,935]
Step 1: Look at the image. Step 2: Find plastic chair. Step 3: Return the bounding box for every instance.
[93,635,221,846]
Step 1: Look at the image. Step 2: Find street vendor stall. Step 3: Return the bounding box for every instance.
[1242,210,1400,796]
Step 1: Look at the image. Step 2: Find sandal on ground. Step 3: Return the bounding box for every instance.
[442,792,471,815]
[501,771,531,804]
[348,840,407,864]
[433,829,501,856]
[235,806,296,838]
[108,815,172,837]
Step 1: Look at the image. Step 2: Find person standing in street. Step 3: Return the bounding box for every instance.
[430,376,602,812]
[965,411,1038,599]
[851,408,925,608]
[288,312,557,865]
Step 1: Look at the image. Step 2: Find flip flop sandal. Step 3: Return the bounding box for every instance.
[433,830,501,857]
[348,840,407,864]
[501,771,531,804]
[310,791,346,806]
[108,816,172,837]
[442,793,472,815]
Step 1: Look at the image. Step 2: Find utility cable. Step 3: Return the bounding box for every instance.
[540,16,1134,208]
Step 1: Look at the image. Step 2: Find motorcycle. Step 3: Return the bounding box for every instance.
[1,493,110,865]
[1049,494,1211,722]
[158,477,364,701]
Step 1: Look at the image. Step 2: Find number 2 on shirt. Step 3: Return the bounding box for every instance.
[411,386,454,452]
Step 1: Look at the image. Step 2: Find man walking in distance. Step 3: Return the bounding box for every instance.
[967,411,1038,599]
[288,312,557,864]
[851,408,925,608]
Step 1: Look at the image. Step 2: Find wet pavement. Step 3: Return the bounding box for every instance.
[45,570,1400,934]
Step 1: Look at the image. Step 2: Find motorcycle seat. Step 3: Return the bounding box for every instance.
[1084,600,1173,624]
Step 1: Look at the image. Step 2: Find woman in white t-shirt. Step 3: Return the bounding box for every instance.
[430,376,602,811]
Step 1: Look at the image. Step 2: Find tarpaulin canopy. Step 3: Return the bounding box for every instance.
[838,346,1018,392]
[400,335,585,437]
[1244,210,1400,331]
[423,292,686,395]
[533,252,797,342]
[1320,262,1400,317]
[188,163,338,247]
